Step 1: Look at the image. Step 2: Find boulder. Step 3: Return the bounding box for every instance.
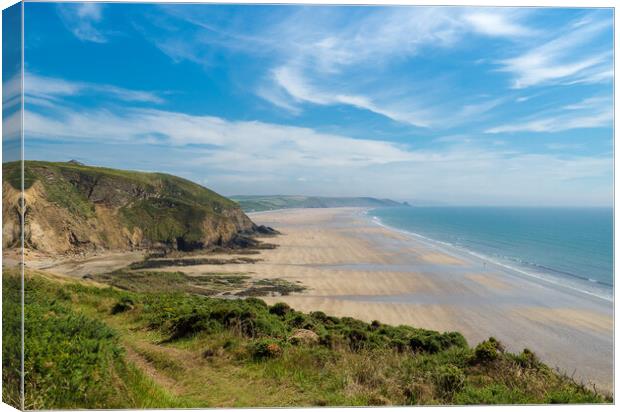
[289,328,320,345]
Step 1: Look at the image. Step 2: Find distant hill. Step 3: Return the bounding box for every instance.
[2,161,260,254]
[231,195,408,212]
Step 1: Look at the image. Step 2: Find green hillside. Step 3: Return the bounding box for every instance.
[2,161,256,253]
[232,195,407,212]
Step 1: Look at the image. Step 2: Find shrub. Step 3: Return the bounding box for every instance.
[440,332,468,350]
[346,328,369,351]
[269,302,291,317]
[390,338,409,353]
[287,312,315,330]
[488,336,505,353]
[410,335,441,354]
[168,310,215,339]
[474,339,500,364]
[435,365,466,397]
[319,332,335,349]
[245,297,268,309]
[515,348,538,368]
[310,311,329,323]
[250,338,283,359]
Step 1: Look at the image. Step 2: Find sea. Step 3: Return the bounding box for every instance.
[368,206,613,301]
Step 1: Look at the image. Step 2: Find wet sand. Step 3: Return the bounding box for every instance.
[197,207,613,393]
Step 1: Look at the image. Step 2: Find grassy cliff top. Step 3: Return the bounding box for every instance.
[3,160,237,210]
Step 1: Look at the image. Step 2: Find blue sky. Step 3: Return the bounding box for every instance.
[2,2,21,162]
[5,3,614,205]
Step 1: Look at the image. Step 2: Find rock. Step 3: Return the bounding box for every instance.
[230,234,260,248]
[255,225,280,236]
[289,328,320,346]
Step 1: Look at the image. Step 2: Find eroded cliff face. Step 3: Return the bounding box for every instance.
[2,161,256,255]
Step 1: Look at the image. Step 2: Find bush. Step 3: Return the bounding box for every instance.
[286,312,319,332]
[410,335,440,354]
[346,328,369,351]
[269,302,291,317]
[245,297,268,309]
[435,365,466,397]
[440,332,468,350]
[168,310,215,339]
[474,339,500,364]
[310,311,329,322]
[488,336,505,353]
[319,332,335,348]
[250,338,283,359]
[514,348,538,368]
[390,338,409,353]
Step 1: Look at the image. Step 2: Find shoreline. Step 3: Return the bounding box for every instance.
[364,209,613,303]
[248,207,613,393]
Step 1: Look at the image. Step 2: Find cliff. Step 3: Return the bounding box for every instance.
[2,161,258,254]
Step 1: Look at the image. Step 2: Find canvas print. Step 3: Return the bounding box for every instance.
[1,2,614,409]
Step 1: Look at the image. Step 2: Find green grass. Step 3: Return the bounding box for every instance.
[2,270,196,409]
[2,268,22,409]
[3,269,610,408]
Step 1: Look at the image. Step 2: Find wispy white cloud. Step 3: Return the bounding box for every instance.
[2,110,21,142]
[270,65,433,127]
[24,101,612,205]
[485,95,612,133]
[463,11,535,37]
[24,106,417,169]
[144,7,538,128]
[256,8,530,124]
[497,14,612,88]
[562,96,610,111]
[24,73,164,105]
[57,3,107,43]
[2,72,21,110]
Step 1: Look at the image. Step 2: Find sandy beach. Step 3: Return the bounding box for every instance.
[191,207,612,393]
[34,206,613,393]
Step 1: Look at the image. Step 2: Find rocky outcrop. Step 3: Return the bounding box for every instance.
[2,161,264,255]
[288,329,320,346]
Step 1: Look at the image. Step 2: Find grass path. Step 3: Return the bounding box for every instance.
[112,317,318,407]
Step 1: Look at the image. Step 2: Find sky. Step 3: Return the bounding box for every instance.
[3,3,614,206]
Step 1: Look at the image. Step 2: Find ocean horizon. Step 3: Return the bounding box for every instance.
[368,206,613,301]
